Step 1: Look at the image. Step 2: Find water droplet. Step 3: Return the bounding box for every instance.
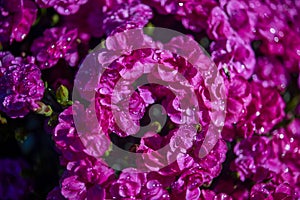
[278,31,284,37]
[260,127,264,133]
[65,9,70,13]
[270,28,276,34]
[290,138,294,143]
[284,168,289,173]
[285,144,290,151]
[67,37,71,42]
[21,34,26,40]
[297,50,300,56]
[279,133,284,139]
[51,44,55,48]
[178,2,183,6]
[255,111,260,116]
[274,36,279,42]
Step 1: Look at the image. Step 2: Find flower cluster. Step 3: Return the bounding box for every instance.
[0,0,300,199]
[0,52,44,118]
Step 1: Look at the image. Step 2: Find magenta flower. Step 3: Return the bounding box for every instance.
[250,182,297,200]
[231,136,271,181]
[0,52,44,118]
[219,0,256,41]
[210,36,256,79]
[207,6,235,40]
[252,56,290,90]
[109,168,147,199]
[222,77,285,139]
[60,157,114,200]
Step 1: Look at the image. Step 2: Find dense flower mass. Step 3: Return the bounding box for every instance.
[1,0,300,199]
[0,52,44,118]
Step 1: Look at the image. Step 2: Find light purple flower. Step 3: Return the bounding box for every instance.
[0,52,44,118]
[53,104,110,165]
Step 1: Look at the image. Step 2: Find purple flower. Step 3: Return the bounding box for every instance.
[0,159,30,199]
[210,36,256,79]
[0,0,37,43]
[103,0,153,35]
[61,0,108,39]
[252,56,290,90]
[31,27,83,69]
[35,0,88,15]
[47,187,65,200]
[0,52,44,118]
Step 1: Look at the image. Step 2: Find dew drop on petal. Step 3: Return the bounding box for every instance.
[270,28,276,34]
[279,133,284,139]
[285,144,290,151]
